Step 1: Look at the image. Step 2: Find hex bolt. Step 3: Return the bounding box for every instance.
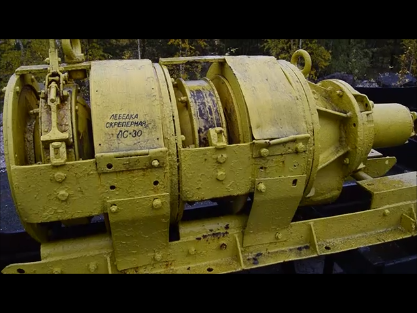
[336,90,344,97]
[152,159,160,168]
[62,90,69,99]
[179,96,188,103]
[220,243,227,250]
[109,205,118,213]
[275,233,283,240]
[217,154,227,164]
[216,170,226,181]
[344,158,350,165]
[57,190,69,201]
[52,268,62,274]
[54,172,67,183]
[257,182,266,193]
[154,252,162,261]
[88,262,98,273]
[260,148,269,157]
[15,86,20,93]
[152,199,162,210]
[188,247,196,255]
[181,135,186,141]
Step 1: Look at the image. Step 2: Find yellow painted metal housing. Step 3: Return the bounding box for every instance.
[1,41,416,274]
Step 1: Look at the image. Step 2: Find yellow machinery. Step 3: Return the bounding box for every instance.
[1,40,416,274]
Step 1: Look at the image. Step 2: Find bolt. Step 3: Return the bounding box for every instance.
[31,75,35,82]
[179,96,187,103]
[275,233,283,240]
[88,262,98,273]
[215,128,224,134]
[15,86,20,93]
[260,148,269,157]
[51,142,62,149]
[57,190,69,201]
[257,182,266,193]
[63,90,69,99]
[152,198,162,210]
[217,154,227,164]
[220,243,227,250]
[188,247,196,255]
[40,90,46,99]
[151,159,160,168]
[344,158,350,165]
[216,170,226,181]
[383,209,390,216]
[52,268,61,274]
[109,205,118,213]
[336,90,344,97]
[295,143,305,153]
[154,252,162,261]
[54,172,66,183]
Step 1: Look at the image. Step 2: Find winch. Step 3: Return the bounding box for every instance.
[2,39,416,274]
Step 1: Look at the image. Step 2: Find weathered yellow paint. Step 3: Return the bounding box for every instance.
[90,60,165,154]
[2,41,417,274]
[372,103,415,148]
[363,156,397,178]
[357,172,417,209]
[3,185,416,274]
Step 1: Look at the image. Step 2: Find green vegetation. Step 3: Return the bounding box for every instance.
[1,39,416,107]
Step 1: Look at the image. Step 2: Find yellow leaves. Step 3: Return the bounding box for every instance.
[398,39,417,77]
[263,39,331,80]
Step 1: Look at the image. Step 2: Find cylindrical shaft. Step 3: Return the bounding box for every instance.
[372,103,414,149]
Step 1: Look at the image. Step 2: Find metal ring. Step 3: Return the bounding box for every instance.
[291,49,312,78]
[62,39,85,63]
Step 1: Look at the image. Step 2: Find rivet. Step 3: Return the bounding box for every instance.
[152,159,160,168]
[152,199,162,210]
[275,233,282,240]
[383,209,390,216]
[260,148,269,157]
[57,190,69,201]
[216,170,226,181]
[295,143,305,153]
[257,182,266,193]
[110,205,118,213]
[88,262,98,273]
[217,154,227,164]
[188,247,196,255]
[154,252,162,261]
[54,172,66,183]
